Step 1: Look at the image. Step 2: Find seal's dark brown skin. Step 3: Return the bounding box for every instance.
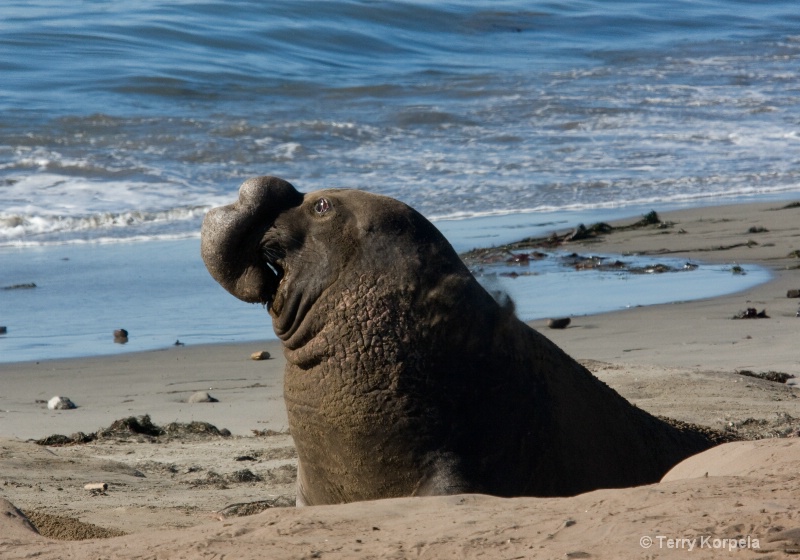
[202,176,718,506]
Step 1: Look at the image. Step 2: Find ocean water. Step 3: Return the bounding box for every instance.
[1,0,796,362]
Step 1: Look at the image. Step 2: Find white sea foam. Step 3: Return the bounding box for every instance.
[426,183,800,224]
[0,210,207,246]
[0,171,234,246]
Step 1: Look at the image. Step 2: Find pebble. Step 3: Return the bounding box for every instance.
[47,396,77,410]
[547,317,571,329]
[787,289,800,298]
[188,391,218,403]
[250,350,271,360]
[113,328,129,344]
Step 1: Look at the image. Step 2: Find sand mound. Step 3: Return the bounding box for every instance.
[22,511,126,541]
[662,437,800,480]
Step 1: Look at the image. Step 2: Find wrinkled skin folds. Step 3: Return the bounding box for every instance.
[201,176,718,506]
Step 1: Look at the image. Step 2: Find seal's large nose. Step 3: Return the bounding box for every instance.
[201,176,304,304]
[235,176,305,220]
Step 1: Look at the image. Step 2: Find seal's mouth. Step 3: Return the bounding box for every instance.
[261,244,285,307]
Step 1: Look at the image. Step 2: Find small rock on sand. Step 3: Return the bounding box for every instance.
[113,329,129,344]
[47,396,77,410]
[250,351,270,360]
[547,317,571,329]
[188,391,218,403]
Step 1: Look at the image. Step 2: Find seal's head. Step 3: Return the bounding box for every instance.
[201,176,471,347]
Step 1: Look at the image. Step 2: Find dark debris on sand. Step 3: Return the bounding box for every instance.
[658,416,739,446]
[251,428,290,437]
[723,412,800,440]
[187,463,297,491]
[737,370,796,384]
[461,209,667,262]
[459,210,692,278]
[663,412,800,443]
[215,495,296,517]
[34,414,232,446]
[732,307,769,319]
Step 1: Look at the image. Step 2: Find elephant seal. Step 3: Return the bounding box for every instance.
[201,176,720,506]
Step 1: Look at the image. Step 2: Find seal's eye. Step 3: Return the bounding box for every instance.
[314,197,331,215]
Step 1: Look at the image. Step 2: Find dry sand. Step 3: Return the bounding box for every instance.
[1,199,800,558]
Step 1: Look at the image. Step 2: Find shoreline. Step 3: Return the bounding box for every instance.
[0,197,789,365]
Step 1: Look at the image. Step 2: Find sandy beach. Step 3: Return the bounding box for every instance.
[2,199,800,558]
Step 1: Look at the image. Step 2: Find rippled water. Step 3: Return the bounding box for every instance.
[0,1,794,361]
[2,0,800,245]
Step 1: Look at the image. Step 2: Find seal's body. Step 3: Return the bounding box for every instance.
[201,176,717,506]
